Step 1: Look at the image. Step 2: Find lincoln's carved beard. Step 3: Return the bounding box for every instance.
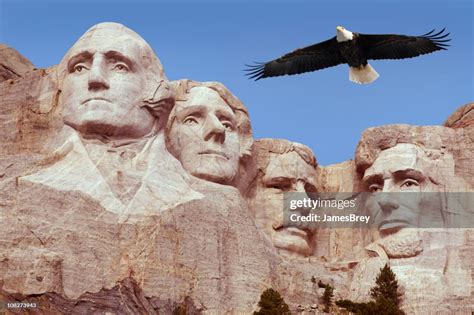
[377,228,423,258]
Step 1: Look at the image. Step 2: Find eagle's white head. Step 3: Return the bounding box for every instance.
[336,26,354,42]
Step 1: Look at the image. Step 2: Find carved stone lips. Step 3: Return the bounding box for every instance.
[379,219,411,232]
[273,223,308,239]
[82,97,111,104]
[283,227,309,239]
[198,149,228,160]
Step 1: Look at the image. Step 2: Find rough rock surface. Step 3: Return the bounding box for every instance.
[0,72,282,314]
[0,44,35,82]
[350,124,474,313]
[355,124,474,189]
[444,102,473,129]
[0,25,281,314]
[0,278,185,314]
[1,24,473,314]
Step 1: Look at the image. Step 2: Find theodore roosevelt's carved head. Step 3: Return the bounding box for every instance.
[248,139,318,257]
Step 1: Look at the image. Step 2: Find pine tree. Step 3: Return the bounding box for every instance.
[374,296,404,315]
[370,263,402,307]
[337,264,405,315]
[322,284,334,313]
[172,305,186,315]
[253,288,291,315]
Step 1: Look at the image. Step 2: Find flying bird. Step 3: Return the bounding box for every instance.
[245,26,450,84]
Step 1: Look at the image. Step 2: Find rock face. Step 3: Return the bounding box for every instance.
[0,44,35,82]
[444,102,473,129]
[0,23,281,314]
[245,139,318,259]
[1,23,473,314]
[350,124,474,314]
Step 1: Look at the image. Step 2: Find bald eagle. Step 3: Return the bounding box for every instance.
[245,27,450,84]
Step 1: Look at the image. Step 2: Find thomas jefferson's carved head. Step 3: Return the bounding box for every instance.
[166,80,252,185]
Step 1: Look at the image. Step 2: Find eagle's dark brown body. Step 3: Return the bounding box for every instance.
[245,28,450,83]
[338,34,369,68]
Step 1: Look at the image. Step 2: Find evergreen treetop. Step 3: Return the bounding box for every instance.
[253,288,291,315]
[370,263,402,307]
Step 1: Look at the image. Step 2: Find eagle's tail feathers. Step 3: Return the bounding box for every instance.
[349,64,379,84]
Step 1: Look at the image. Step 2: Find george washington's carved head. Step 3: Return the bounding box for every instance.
[59,22,172,139]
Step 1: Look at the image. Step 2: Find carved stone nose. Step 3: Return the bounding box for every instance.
[88,60,109,91]
[88,77,110,91]
[295,180,306,193]
[378,198,400,212]
[204,116,226,143]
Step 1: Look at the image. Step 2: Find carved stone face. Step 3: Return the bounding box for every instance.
[61,26,155,138]
[167,86,240,184]
[363,143,430,234]
[254,151,317,257]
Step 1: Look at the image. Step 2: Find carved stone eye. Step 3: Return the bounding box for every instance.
[74,65,85,73]
[401,179,419,188]
[222,122,234,130]
[267,178,293,191]
[183,117,198,125]
[113,64,128,72]
[304,182,317,193]
[369,184,382,193]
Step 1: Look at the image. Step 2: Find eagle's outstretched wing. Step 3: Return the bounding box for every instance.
[358,28,450,61]
[245,37,344,80]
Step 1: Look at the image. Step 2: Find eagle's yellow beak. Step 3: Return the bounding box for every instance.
[336,26,345,32]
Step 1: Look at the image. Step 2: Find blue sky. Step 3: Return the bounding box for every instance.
[1,0,472,165]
